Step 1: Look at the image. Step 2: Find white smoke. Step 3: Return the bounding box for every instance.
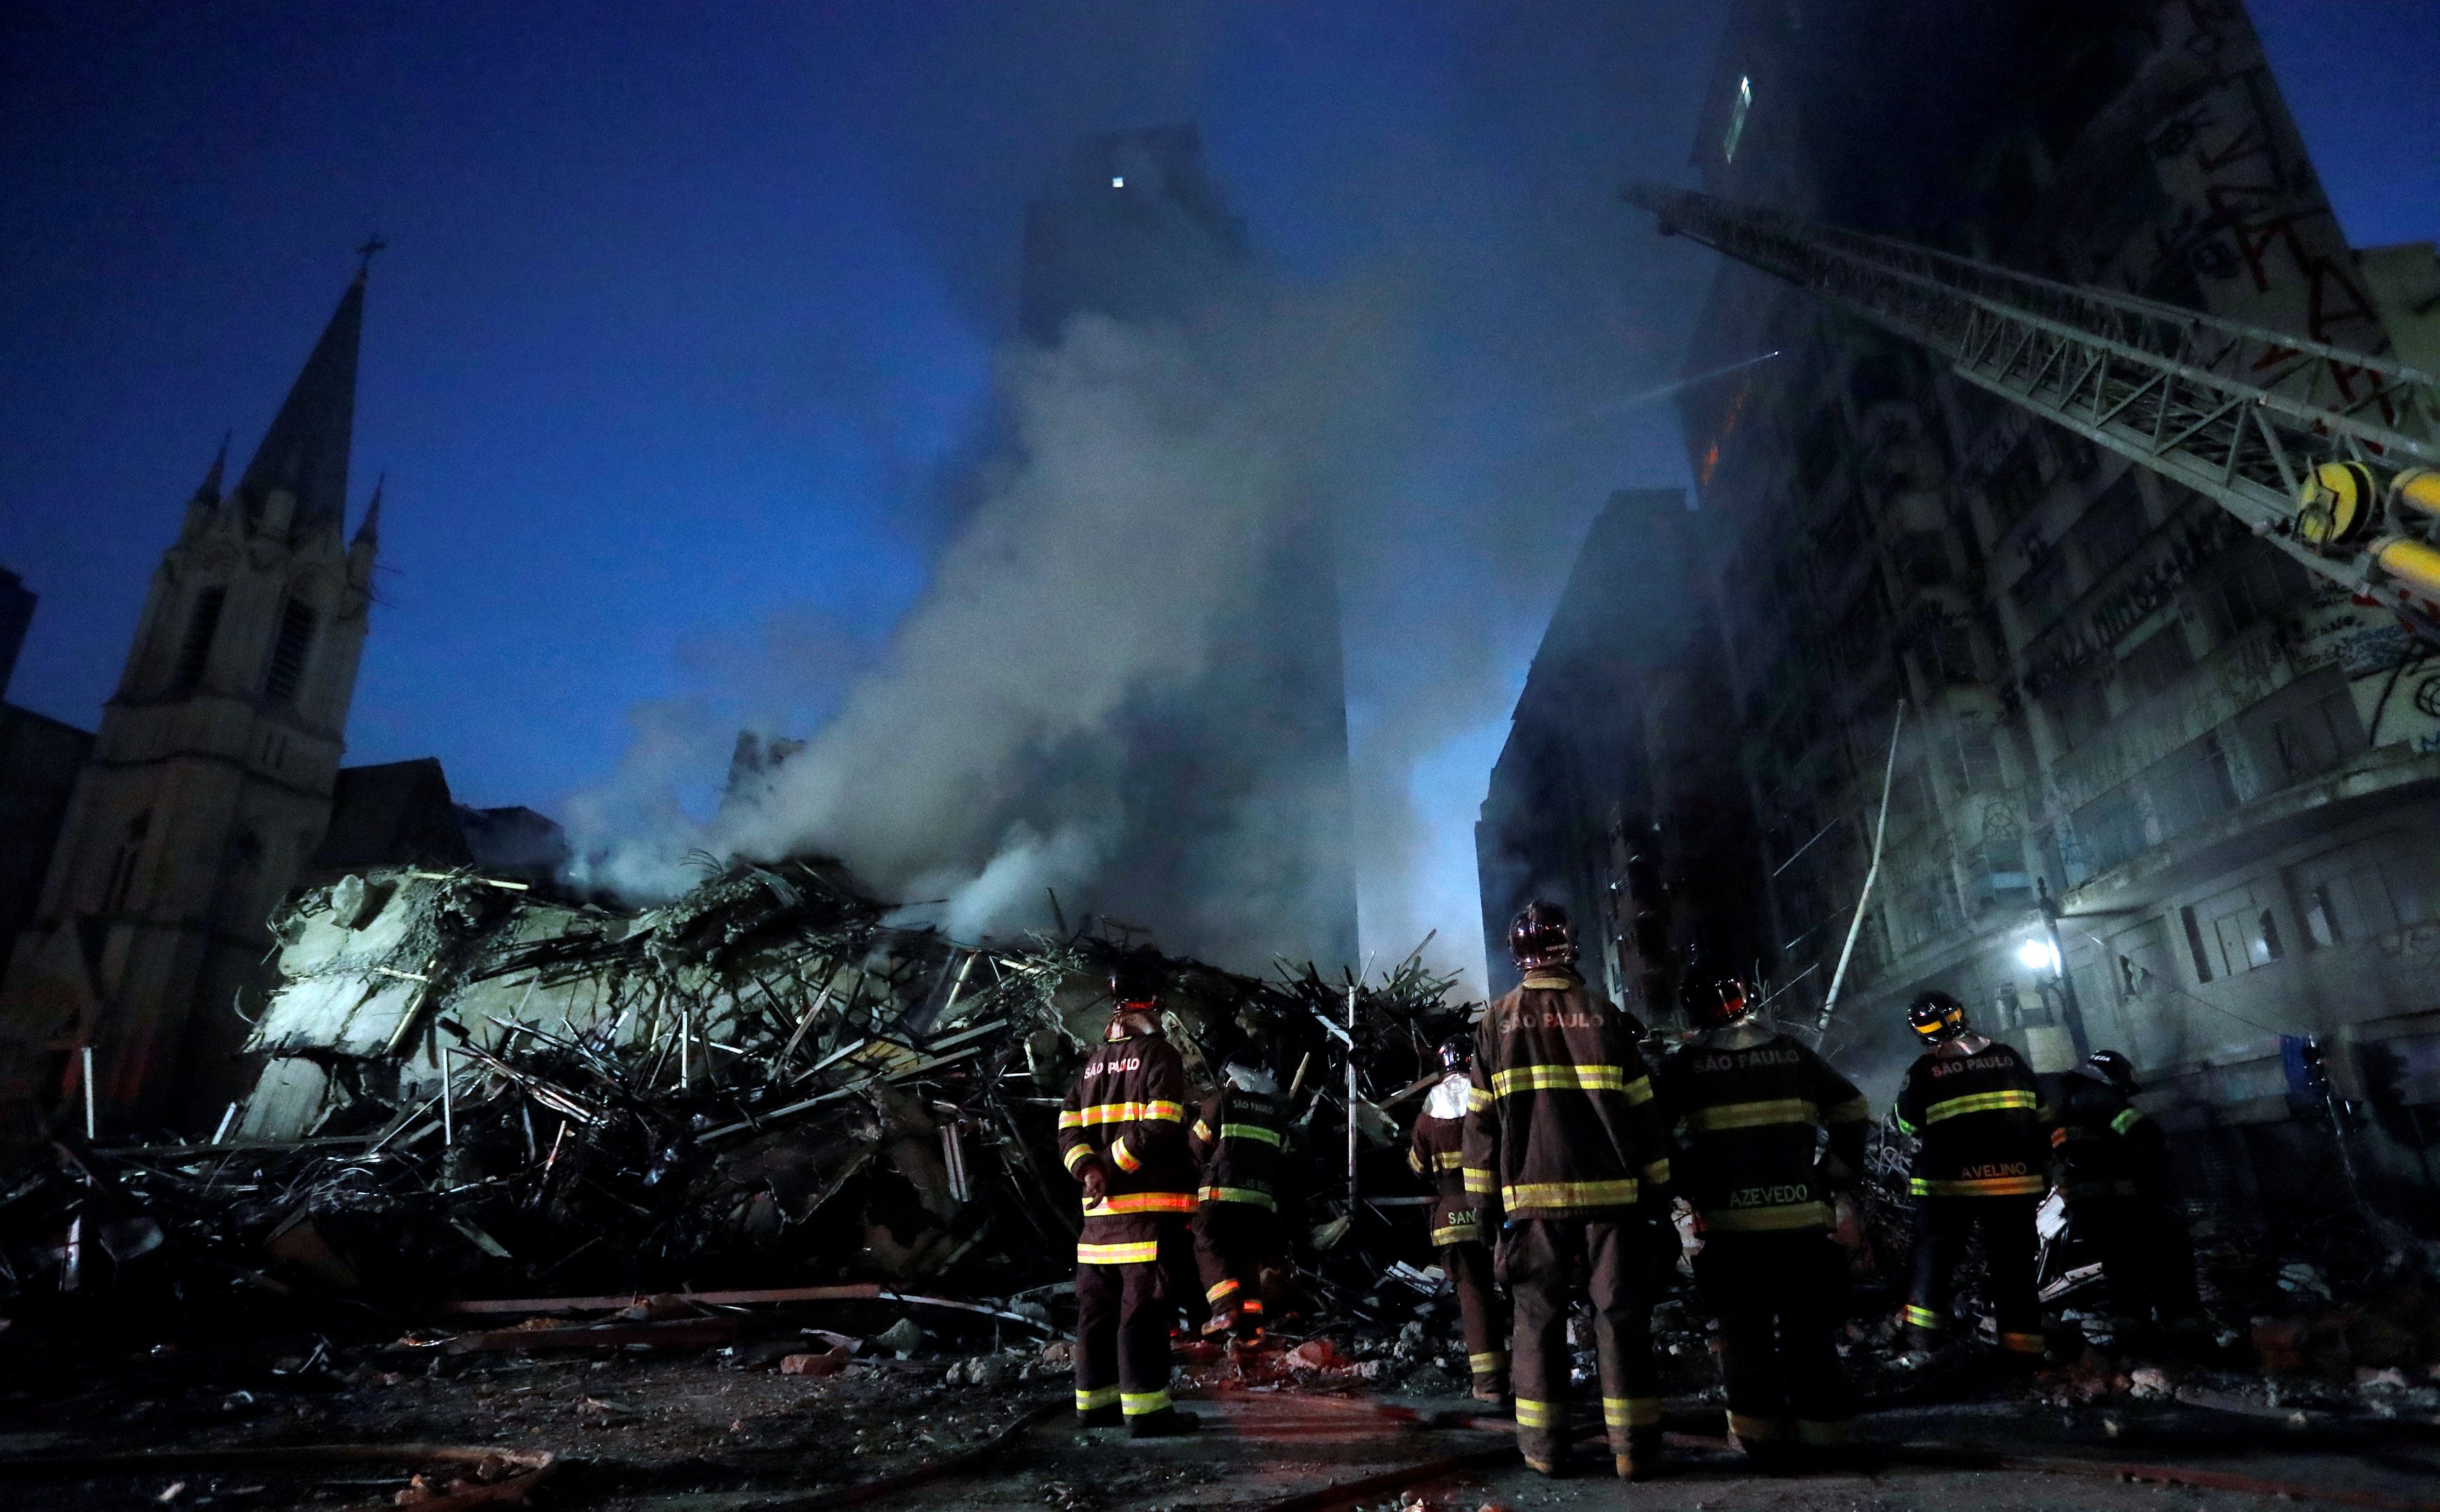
[566,286,1404,960]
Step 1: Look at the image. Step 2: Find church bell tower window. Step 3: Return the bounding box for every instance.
[264,596,319,704]
[172,587,226,691]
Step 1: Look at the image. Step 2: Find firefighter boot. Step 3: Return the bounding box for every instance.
[1127,1406,1203,1440]
[1615,1427,1666,1480]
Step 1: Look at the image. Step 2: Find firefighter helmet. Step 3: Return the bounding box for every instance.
[1693,977,1753,1028]
[1434,1034,1473,1074]
[1906,989,1967,1044]
[1108,951,1165,1009]
[1509,900,1577,971]
[2085,1049,2139,1093]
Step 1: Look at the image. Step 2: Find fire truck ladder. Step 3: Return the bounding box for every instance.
[1623,183,2440,638]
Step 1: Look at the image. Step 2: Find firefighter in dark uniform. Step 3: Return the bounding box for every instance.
[1057,955,1201,1437]
[1463,901,1675,1480]
[1895,989,2050,1363]
[1189,1049,1287,1340]
[2055,1049,2203,1338]
[1658,979,1871,1462]
[1408,1034,1507,1404]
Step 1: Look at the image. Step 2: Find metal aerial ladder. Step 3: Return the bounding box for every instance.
[1623,183,2440,638]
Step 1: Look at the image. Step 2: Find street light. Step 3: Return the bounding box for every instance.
[2034,878,2092,1059]
[2016,937,2061,974]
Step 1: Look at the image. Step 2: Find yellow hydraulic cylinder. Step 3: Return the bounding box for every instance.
[2373,536,2440,601]
[2390,467,2440,524]
[2296,461,2381,547]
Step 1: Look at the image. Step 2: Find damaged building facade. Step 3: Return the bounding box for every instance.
[1484,0,2440,1229]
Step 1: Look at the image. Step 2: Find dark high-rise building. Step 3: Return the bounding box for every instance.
[1628,0,2440,1227]
[1017,126,1356,971]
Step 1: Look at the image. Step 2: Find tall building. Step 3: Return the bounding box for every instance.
[1643,0,2439,1224]
[1477,489,1769,1009]
[0,571,97,977]
[1017,126,1358,970]
[0,268,381,1135]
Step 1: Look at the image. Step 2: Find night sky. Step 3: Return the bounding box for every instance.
[2,1,2433,982]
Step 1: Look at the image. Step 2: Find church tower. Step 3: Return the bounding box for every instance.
[0,262,379,1134]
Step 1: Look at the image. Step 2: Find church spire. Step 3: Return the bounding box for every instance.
[192,433,229,505]
[231,263,366,533]
[354,472,384,549]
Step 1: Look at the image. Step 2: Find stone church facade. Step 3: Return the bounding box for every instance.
[0,267,379,1138]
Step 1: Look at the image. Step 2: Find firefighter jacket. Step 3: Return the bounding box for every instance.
[1657,1023,1872,1236]
[1461,966,1673,1224]
[1190,1086,1287,1210]
[2052,1071,2166,1201]
[1407,1074,1484,1248]
[1895,1037,2050,1199]
[1058,1026,1194,1264]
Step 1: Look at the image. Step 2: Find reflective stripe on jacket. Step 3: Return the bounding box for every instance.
[1896,1039,2049,1200]
[1460,969,1672,1223]
[1190,1086,1286,1210]
[1657,1027,1869,1236]
[1059,1029,1194,1258]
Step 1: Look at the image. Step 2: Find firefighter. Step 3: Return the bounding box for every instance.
[1895,989,2050,1364]
[1657,979,1871,1463]
[1463,900,1675,1480]
[2054,1049,2203,1339]
[1408,1033,1508,1404]
[1057,953,1201,1438]
[1189,1048,1288,1340]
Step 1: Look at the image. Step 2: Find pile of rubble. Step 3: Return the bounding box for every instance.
[0,859,1471,1316]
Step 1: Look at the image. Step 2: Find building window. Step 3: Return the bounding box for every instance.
[264,596,318,704]
[2184,882,2285,980]
[2119,626,2194,704]
[2072,785,2147,878]
[2012,554,2074,629]
[2210,546,2309,638]
[2268,692,2362,785]
[2149,731,2240,839]
[172,587,226,691]
[2051,677,2111,749]
[2294,840,2439,947]
[1724,75,1752,163]
[1984,438,2045,533]
[2067,471,2149,573]
[105,811,151,914]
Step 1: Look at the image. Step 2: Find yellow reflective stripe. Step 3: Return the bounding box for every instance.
[1062,1142,1094,1171]
[2000,1331,2047,1356]
[1502,1177,1639,1210]
[1468,1350,1507,1375]
[1461,1168,1495,1194]
[1220,1122,1283,1146]
[1467,1086,1492,1112]
[1407,1148,1425,1175]
[1120,1390,1172,1416]
[1109,1136,1141,1172]
[1206,1279,1239,1302]
[1513,1397,1559,1428]
[1641,1158,1672,1186]
[1908,1174,2046,1197]
[1191,1119,1213,1142]
[1603,1396,1661,1428]
[1078,1240,1160,1264]
[1071,1100,1186,1127]
[1624,1075,1654,1106]
[1493,1063,1618,1097]
[1239,1299,1264,1315]
[1902,1304,1944,1329]
[1076,1385,1120,1410]
[1892,1112,1920,1135]
[1825,1096,1874,1124]
[2110,1107,2146,1135]
[1728,1410,1782,1442]
[1197,1185,1277,1210]
[1084,1190,1194,1216]
[1687,1097,1818,1132]
[1430,1219,1482,1247]
[1430,1151,1465,1171]
[1702,1200,1832,1233]
[1923,1089,2039,1124]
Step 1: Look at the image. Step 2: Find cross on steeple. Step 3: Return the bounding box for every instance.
[355,234,388,278]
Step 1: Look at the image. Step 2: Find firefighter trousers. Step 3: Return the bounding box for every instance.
[1441,1238,1507,1396]
[2074,1194,2201,1324]
[1075,1231,1183,1420]
[1192,1200,1275,1336]
[1496,1216,1661,1466]
[1694,1231,1853,1450]
[1906,1196,2044,1357]
[1160,1222,1208,1337]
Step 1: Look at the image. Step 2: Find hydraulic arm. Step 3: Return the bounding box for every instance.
[1624,183,2440,637]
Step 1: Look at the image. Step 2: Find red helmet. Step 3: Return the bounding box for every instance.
[1510,900,1576,972]
[1692,978,1752,1029]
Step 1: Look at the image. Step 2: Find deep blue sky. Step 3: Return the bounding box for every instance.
[1,1,2432,976]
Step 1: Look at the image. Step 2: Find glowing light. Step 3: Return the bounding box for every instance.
[2016,938,2061,974]
[1111,176,1124,188]
[1724,76,1752,163]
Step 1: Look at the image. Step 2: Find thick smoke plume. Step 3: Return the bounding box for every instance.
[568,286,1402,970]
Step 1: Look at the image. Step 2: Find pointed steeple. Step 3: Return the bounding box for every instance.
[232,267,365,533]
[354,472,384,549]
[191,433,230,505]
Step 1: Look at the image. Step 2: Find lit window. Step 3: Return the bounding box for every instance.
[1724,76,1752,163]
[1111,176,1124,188]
